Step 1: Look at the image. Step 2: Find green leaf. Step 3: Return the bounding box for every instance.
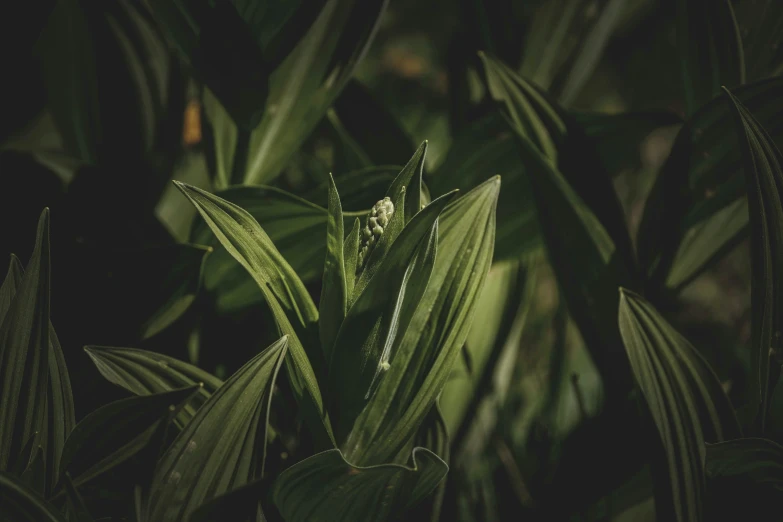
[329,202,443,443]
[408,403,450,522]
[145,337,287,521]
[479,51,566,163]
[0,209,51,473]
[0,472,66,522]
[343,218,361,299]
[705,437,783,488]
[637,77,783,288]
[676,0,745,117]
[195,0,388,185]
[618,289,742,522]
[84,346,222,428]
[319,175,347,361]
[386,142,427,226]
[1,241,77,496]
[190,185,360,313]
[271,448,447,522]
[344,178,498,466]
[440,259,534,437]
[0,255,24,323]
[176,181,333,447]
[723,87,783,432]
[57,386,199,492]
[428,113,540,261]
[665,197,749,291]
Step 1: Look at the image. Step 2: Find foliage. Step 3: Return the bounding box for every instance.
[2,0,783,521]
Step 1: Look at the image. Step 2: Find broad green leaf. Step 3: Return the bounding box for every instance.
[638,77,783,288]
[84,346,222,428]
[345,178,498,466]
[0,472,66,522]
[705,437,783,488]
[666,197,749,290]
[676,0,745,116]
[330,208,441,443]
[428,112,540,261]
[474,55,635,265]
[723,87,783,432]
[408,403,450,522]
[319,175,347,361]
[0,210,51,473]
[479,51,566,163]
[440,259,533,436]
[176,181,333,446]
[145,337,287,521]
[190,185,361,313]
[271,448,447,522]
[57,386,199,493]
[1,248,76,496]
[618,289,742,522]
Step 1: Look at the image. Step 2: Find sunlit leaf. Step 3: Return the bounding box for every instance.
[190,184,361,314]
[329,199,443,442]
[176,181,333,447]
[319,175,347,362]
[619,289,742,522]
[345,178,498,466]
[145,337,287,521]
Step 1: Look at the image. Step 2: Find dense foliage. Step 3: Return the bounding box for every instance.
[2,1,783,521]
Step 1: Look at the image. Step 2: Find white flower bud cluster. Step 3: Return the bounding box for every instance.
[358,197,394,269]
